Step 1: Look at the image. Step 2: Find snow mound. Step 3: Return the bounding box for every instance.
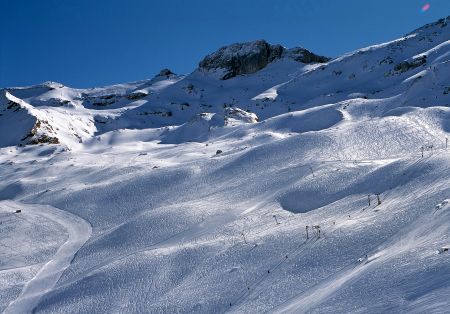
[160,107,258,144]
[261,106,343,134]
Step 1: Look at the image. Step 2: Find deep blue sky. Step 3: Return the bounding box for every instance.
[1,0,449,88]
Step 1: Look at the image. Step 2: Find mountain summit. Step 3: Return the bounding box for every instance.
[198,39,329,79]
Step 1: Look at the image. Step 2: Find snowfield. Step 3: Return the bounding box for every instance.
[3,202,91,314]
[0,16,449,313]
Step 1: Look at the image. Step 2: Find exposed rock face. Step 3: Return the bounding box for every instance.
[199,40,329,80]
[21,119,60,145]
[157,68,175,77]
[285,47,330,64]
[28,134,60,145]
[394,55,427,73]
[224,107,259,125]
[199,40,283,80]
[126,91,148,100]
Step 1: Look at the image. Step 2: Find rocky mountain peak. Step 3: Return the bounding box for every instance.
[198,39,329,80]
[156,68,175,77]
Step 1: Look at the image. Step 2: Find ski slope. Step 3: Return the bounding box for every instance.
[3,202,91,314]
[0,16,449,314]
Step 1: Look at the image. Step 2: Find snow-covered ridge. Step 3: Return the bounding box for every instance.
[1,16,448,150]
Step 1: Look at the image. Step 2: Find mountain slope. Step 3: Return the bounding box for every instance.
[0,16,449,314]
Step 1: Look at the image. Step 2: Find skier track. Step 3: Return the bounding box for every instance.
[3,201,92,314]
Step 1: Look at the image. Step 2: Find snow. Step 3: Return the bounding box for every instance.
[3,201,91,314]
[0,15,449,314]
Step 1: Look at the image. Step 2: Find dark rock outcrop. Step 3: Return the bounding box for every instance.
[21,120,60,145]
[126,91,148,100]
[199,40,282,79]
[199,40,329,80]
[394,55,427,73]
[157,68,175,77]
[286,47,330,64]
[28,135,60,145]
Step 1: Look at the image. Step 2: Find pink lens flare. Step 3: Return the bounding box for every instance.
[422,3,431,12]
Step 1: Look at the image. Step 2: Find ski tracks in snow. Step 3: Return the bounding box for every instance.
[3,201,92,314]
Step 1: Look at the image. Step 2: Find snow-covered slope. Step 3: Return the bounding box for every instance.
[0,16,449,314]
